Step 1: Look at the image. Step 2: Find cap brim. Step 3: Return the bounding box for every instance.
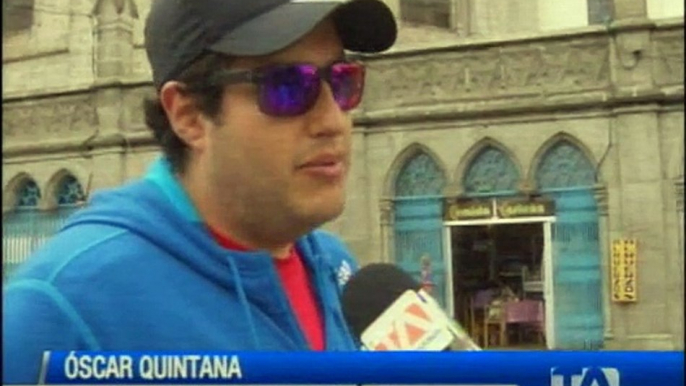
[209,0,397,57]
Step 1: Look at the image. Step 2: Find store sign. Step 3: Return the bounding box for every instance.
[611,239,638,302]
[443,199,493,221]
[444,197,555,221]
[497,199,555,218]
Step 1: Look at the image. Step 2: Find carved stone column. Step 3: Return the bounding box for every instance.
[93,0,139,82]
[443,181,462,198]
[90,149,126,190]
[594,184,610,217]
[609,0,653,97]
[452,0,471,36]
[593,183,614,340]
[517,179,535,196]
[1,206,13,216]
[90,0,139,184]
[676,178,684,258]
[676,178,685,346]
[2,186,18,215]
[379,198,395,264]
[676,179,684,213]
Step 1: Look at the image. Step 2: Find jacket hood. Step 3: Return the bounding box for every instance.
[60,157,351,349]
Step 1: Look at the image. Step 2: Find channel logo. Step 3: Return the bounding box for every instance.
[550,366,620,386]
[360,290,454,351]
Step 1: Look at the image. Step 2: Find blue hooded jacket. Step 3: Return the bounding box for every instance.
[3,158,360,384]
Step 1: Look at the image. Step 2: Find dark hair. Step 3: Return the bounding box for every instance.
[143,53,228,174]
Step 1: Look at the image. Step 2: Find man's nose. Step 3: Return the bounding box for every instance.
[304,82,351,138]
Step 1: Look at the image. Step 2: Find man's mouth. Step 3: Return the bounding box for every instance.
[298,153,347,179]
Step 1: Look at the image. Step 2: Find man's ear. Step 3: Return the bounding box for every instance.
[159,81,209,151]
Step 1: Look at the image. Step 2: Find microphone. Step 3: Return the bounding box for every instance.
[341,263,480,351]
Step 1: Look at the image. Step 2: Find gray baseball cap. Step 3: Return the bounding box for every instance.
[145,0,397,89]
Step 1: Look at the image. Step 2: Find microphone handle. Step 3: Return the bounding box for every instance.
[418,289,482,351]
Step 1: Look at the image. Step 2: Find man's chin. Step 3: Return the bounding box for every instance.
[297,200,346,230]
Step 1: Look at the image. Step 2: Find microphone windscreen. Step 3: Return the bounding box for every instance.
[341,263,422,340]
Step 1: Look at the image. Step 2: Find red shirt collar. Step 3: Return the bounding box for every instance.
[208,226,250,252]
[208,226,296,261]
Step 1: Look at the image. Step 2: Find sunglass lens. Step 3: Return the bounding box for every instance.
[330,62,365,111]
[259,65,320,116]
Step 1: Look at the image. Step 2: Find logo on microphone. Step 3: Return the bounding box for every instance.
[550,366,620,386]
[360,290,454,351]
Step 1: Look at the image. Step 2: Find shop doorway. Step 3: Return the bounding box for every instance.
[447,221,553,349]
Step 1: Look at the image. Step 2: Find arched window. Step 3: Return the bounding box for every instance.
[3,178,41,282]
[2,174,85,283]
[463,146,520,195]
[535,140,603,348]
[392,149,448,307]
[395,152,446,197]
[56,175,86,206]
[16,179,41,208]
[536,141,596,190]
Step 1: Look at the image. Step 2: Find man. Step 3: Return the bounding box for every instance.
[2,0,397,383]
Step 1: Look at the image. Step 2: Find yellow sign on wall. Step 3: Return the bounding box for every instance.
[611,239,638,302]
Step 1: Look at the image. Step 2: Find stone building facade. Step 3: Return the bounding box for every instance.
[3,0,684,350]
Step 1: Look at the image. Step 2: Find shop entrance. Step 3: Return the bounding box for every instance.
[447,220,553,349]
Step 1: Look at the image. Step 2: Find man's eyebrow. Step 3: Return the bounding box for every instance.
[326,54,349,65]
